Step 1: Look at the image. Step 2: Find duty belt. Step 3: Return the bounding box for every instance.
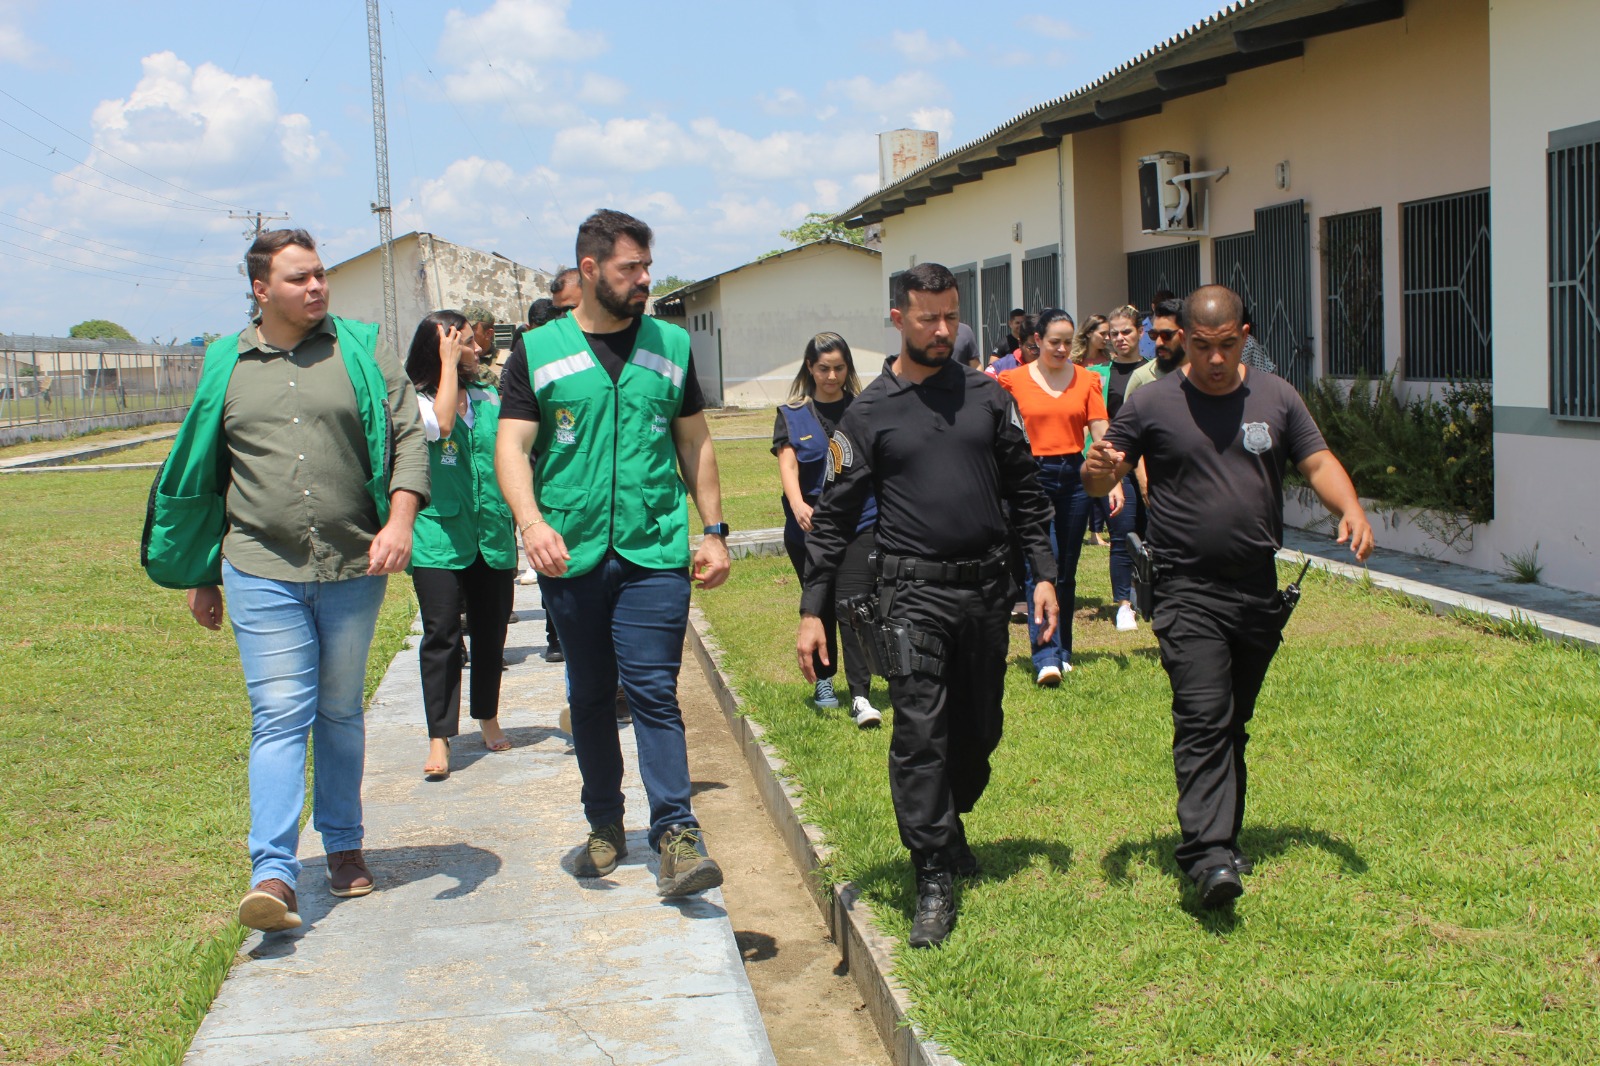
[874,547,1009,584]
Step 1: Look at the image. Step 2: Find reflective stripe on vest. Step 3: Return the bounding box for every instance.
[633,348,684,388]
[533,352,593,391]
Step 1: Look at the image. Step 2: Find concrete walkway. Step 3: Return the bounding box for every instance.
[0,428,175,469]
[185,580,777,1065]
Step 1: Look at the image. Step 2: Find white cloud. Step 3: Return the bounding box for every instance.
[578,72,628,107]
[908,107,954,143]
[759,87,807,117]
[890,30,966,63]
[0,0,39,65]
[435,0,607,125]
[827,71,948,127]
[85,52,324,181]
[1018,14,1086,40]
[811,178,842,210]
[551,117,704,172]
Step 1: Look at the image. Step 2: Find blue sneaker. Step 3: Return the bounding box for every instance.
[813,678,840,709]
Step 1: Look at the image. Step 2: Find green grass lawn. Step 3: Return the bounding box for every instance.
[692,436,787,533]
[694,551,1600,1065]
[0,470,416,1064]
[0,422,183,461]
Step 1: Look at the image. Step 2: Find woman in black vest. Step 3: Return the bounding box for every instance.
[772,333,882,728]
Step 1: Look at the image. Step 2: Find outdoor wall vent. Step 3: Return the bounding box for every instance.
[1138,151,1229,236]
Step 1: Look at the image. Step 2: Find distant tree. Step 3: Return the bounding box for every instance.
[68,319,135,341]
[650,275,695,296]
[778,213,865,247]
[757,249,783,260]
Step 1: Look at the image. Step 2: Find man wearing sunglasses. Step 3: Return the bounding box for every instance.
[1124,297,1187,401]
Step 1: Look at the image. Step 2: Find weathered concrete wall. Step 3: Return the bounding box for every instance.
[0,406,189,448]
[327,233,553,352]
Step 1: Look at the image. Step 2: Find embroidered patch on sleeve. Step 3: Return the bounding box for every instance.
[826,430,854,482]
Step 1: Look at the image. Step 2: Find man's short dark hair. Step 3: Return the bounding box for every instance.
[1151,288,1176,307]
[550,267,580,298]
[892,262,959,311]
[1152,297,1186,329]
[246,228,317,285]
[1008,307,1026,319]
[575,211,652,268]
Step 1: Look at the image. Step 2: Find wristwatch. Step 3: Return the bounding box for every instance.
[703,523,730,537]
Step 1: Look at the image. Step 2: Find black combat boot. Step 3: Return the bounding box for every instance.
[908,851,956,949]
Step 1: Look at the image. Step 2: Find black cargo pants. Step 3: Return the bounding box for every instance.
[1151,568,1290,880]
[883,570,1013,860]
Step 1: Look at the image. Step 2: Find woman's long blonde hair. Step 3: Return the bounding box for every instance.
[1069,314,1108,366]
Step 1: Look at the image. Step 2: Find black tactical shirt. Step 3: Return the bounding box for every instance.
[800,356,1056,616]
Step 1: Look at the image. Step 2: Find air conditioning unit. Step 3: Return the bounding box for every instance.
[1138,151,1228,236]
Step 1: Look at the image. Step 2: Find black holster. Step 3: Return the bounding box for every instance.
[839,589,947,680]
[1127,532,1158,622]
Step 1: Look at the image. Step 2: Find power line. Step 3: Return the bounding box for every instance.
[0,220,235,279]
[0,144,233,214]
[0,236,238,290]
[0,117,236,213]
[0,209,233,268]
[0,87,249,211]
[0,241,238,292]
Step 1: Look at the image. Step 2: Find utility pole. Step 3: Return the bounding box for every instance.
[230,211,290,321]
[366,0,398,351]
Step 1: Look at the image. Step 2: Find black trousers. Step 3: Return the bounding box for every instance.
[786,526,876,700]
[413,554,516,739]
[1151,570,1289,880]
[883,570,1011,858]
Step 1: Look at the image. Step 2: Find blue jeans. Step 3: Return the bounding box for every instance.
[1105,474,1139,604]
[222,561,386,889]
[541,554,695,850]
[1026,455,1091,672]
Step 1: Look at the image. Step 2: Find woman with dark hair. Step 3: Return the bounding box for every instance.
[1072,315,1113,546]
[772,332,882,727]
[1099,305,1149,631]
[405,310,519,778]
[997,308,1124,685]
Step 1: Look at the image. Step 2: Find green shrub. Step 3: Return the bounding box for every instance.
[1300,371,1493,523]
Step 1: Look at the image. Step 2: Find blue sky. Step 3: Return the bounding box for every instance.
[0,0,1224,341]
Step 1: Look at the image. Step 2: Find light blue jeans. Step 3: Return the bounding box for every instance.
[223,561,386,888]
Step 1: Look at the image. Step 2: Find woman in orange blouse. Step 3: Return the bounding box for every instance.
[998,308,1125,685]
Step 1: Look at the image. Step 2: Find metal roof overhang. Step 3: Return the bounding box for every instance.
[837,0,1403,227]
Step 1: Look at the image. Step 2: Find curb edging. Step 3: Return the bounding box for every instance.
[688,606,961,1066]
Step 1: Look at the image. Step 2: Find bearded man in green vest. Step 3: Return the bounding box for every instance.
[496,209,731,897]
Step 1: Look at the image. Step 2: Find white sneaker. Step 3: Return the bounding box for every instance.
[1116,603,1138,632]
[850,697,882,729]
[1035,665,1062,687]
[518,568,539,586]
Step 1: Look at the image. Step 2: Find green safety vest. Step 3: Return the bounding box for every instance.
[412,387,517,571]
[525,314,690,578]
[140,317,392,590]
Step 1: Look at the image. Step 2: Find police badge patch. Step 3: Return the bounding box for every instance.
[826,430,854,482]
[1241,421,1273,455]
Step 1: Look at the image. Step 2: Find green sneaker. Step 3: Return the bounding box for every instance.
[656,825,723,897]
[575,822,627,878]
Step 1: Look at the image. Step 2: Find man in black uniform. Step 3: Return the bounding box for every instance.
[796,262,1059,948]
[1084,285,1373,909]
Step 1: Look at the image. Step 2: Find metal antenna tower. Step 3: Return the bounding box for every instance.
[365,0,398,349]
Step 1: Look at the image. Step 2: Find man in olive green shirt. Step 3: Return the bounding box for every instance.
[183,229,429,934]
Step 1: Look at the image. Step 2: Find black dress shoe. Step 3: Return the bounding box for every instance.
[545,646,565,663]
[1232,849,1254,876]
[908,869,956,948]
[1196,864,1244,909]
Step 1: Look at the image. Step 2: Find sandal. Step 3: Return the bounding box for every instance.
[481,721,512,752]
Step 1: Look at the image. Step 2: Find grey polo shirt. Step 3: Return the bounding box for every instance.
[221,317,429,582]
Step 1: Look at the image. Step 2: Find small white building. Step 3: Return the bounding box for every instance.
[836,0,1600,595]
[326,232,554,351]
[654,239,885,406]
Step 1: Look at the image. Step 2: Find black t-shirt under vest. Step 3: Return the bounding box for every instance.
[1105,368,1327,578]
[502,320,705,422]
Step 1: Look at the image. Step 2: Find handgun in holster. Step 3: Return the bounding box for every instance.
[1126,532,1158,622]
[839,581,947,680]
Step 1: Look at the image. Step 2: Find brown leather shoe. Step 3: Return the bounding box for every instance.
[238,879,301,931]
[327,849,375,897]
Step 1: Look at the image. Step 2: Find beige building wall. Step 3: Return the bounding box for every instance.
[677,286,724,404]
[1109,0,1488,375]
[715,243,885,407]
[1485,0,1600,594]
[877,149,1067,347]
[1067,126,1127,319]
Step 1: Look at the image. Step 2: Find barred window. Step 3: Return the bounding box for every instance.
[1549,122,1600,419]
[1323,208,1384,377]
[1126,243,1199,313]
[1022,246,1060,313]
[1401,189,1491,381]
[981,257,1012,353]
